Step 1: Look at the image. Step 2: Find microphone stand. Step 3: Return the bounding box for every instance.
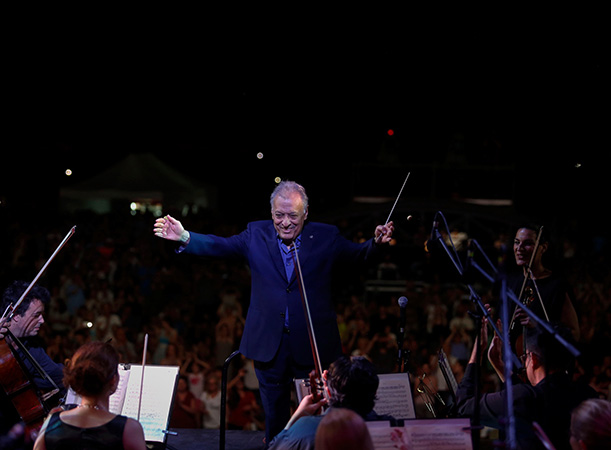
[430,216,518,367]
[396,328,409,374]
[220,350,242,450]
[428,214,484,448]
[461,237,580,450]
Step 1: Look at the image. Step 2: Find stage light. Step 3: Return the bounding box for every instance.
[387,129,394,136]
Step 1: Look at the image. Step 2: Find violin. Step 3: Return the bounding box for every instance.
[513,285,535,361]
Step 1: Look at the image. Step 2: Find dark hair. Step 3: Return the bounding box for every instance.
[516,223,550,245]
[326,356,379,417]
[525,324,575,373]
[1,281,51,317]
[63,342,119,397]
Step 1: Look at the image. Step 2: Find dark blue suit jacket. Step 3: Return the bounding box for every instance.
[183,220,377,366]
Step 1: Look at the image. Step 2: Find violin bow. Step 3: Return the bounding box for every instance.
[510,226,550,329]
[137,333,148,421]
[290,243,325,402]
[1,225,76,394]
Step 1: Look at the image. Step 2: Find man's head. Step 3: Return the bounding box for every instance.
[1,281,50,338]
[270,181,309,244]
[323,355,379,417]
[524,324,575,384]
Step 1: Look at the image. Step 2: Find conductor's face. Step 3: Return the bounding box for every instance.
[272,192,308,244]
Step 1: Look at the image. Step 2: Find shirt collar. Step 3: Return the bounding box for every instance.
[278,234,301,254]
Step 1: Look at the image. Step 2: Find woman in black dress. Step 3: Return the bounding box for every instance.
[34,341,146,450]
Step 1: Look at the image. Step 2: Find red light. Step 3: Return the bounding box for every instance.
[387,129,394,136]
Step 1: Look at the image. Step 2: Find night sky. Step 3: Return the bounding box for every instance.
[2,17,607,241]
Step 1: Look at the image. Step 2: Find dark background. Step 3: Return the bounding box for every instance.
[1,13,608,243]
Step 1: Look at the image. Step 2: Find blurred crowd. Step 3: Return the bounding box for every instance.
[1,207,609,431]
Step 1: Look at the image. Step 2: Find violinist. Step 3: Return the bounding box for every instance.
[1,281,66,437]
[508,225,580,356]
[153,180,394,445]
[268,355,395,450]
[456,319,597,450]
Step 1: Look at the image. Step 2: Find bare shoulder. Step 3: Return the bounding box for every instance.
[123,417,147,450]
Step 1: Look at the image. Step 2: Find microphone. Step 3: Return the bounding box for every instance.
[398,296,408,335]
[396,296,408,372]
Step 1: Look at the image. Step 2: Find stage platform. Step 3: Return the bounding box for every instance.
[163,429,266,450]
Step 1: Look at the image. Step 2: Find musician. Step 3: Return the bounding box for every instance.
[569,398,611,450]
[1,281,65,437]
[509,224,580,345]
[33,341,146,450]
[154,180,394,444]
[314,408,374,450]
[268,355,395,450]
[456,321,597,450]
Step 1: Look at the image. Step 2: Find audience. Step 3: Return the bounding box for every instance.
[0,207,609,444]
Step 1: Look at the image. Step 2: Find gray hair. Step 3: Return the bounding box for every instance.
[270,181,308,213]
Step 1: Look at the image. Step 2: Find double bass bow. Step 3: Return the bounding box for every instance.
[0,225,76,440]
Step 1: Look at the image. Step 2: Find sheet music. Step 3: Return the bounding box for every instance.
[66,364,179,443]
[109,364,132,414]
[367,418,473,450]
[64,363,131,412]
[295,372,415,420]
[374,373,416,420]
[121,364,179,443]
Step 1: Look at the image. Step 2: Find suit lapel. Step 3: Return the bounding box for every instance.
[292,223,312,284]
[265,225,288,283]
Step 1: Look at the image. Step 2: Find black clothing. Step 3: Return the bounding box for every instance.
[506,272,576,330]
[43,411,127,450]
[456,363,597,450]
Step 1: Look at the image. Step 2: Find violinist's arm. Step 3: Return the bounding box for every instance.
[0,317,9,340]
[284,393,327,430]
[487,320,506,382]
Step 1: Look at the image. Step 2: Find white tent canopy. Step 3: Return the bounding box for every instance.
[60,153,215,214]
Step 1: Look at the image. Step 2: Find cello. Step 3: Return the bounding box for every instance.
[0,226,76,441]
